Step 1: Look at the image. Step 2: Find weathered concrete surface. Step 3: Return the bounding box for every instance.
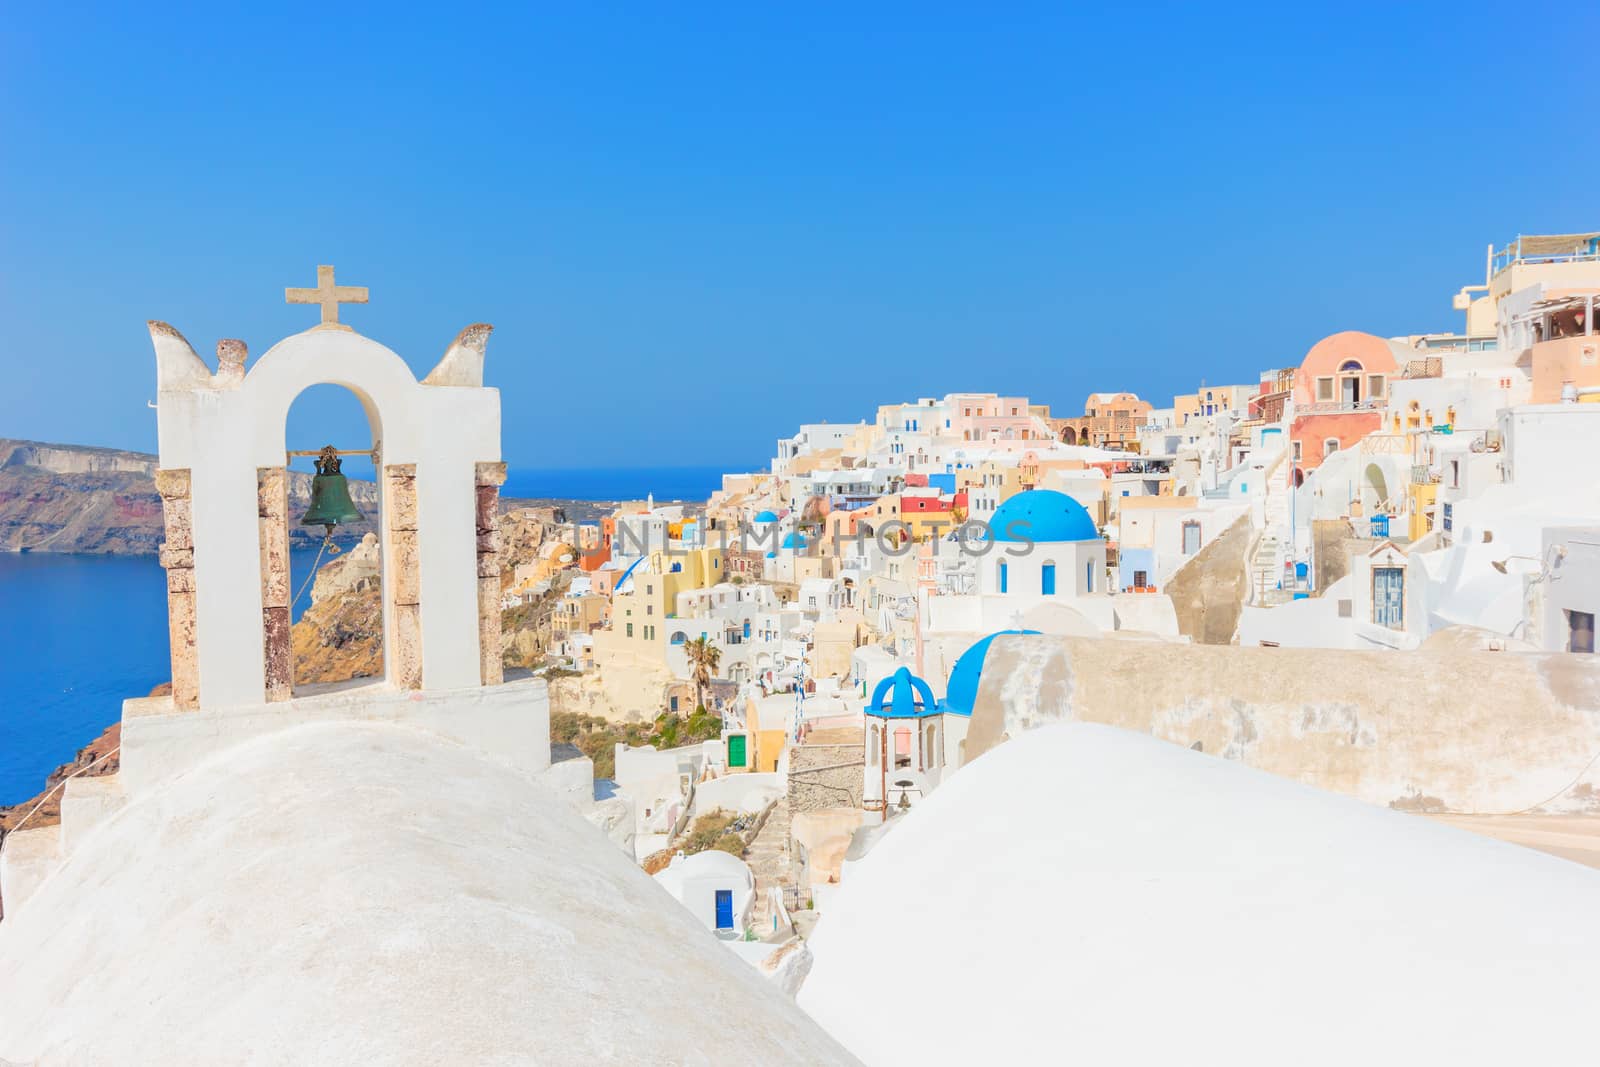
[1312,517,1360,593]
[0,722,859,1065]
[966,634,1600,814]
[1164,514,1250,644]
[789,743,864,814]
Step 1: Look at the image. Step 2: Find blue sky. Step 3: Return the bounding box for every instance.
[3,3,1597,471]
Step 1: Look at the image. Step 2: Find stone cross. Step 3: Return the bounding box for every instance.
[285,265,368,330]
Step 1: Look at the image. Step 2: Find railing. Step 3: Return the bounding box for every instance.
[1299,400,1384,415]
[1493,240,1600,276]
[1361,434,1415,455]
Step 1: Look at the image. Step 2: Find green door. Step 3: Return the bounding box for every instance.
[728,734,747,768]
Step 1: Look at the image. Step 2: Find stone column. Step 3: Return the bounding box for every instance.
[476,462,507,686]
[155,469,199,710]
[386,463,423,690]
[257,467,292,702]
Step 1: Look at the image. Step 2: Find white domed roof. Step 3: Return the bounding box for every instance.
[800,723,1600,1065]
[0,722,854,1065]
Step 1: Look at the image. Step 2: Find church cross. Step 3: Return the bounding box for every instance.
[285,265,368,330]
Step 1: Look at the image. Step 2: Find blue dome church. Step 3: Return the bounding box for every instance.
[978,489,1107,600]
[863,667,947,818]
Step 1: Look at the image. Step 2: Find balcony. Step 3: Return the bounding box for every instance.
[1298,399,1384,416]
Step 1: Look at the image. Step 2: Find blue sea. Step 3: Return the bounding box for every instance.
[501,465,741,502]
[0,466,745,804]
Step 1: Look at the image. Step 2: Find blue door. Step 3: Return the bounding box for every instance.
[1041,564,1056,595]
[714,889,734,931]
[1373,567,1404,630]
[998,561,1008,593]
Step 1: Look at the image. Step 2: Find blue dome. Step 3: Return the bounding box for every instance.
[986,490,1098,543]
[781,531,807,550]
[753,510,779,523]
[867,667,940,719]
[943,630,1040,717]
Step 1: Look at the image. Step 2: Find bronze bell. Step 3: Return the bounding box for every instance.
[300,446,365,539]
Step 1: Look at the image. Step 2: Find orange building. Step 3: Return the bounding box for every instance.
[1058,392,1152,449]
[1288,332,1399,473]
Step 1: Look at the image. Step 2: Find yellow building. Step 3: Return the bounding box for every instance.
[736,695,789,773]
[1407,481,1438,543]
[592,547,725,676]
[1172,383,1256,424]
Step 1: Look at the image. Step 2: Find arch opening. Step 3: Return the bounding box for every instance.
[282,383,387,693]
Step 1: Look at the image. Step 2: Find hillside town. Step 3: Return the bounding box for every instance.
[4,237,1600,1064]
[486,231,1600,947]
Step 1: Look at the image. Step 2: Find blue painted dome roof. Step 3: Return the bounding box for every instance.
[986,489,1098,543]
[942,630,1040,717]
[866,667,940,719]
[781,531,807,550]
[753,510,779,523]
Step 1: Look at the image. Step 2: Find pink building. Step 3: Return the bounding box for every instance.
[1289,331,1400,473]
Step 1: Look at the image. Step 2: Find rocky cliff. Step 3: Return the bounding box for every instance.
[0,438,379,554]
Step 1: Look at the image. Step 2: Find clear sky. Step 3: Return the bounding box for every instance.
[3,3,1597,471]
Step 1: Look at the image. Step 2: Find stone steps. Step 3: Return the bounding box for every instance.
[745,799,795,939]
[0,773,130,917]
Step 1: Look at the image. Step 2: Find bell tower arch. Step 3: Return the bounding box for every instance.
[147,268,508,710]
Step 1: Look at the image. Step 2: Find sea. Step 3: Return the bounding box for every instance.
[0,465,742,805]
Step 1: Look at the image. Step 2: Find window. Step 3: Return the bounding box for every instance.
[1372,566,1405,630]
[1367,374,1386,399]
[646,604,653,616]
[742,620,752,639]
[1569,611,1596,654]
[1085,561,1094,593]
[1316,377,1335,402]
[1133,569,1148,588]
[1041,562,1057,595]
[1324,438,1340,457]
[998,560,1008,594]
[868,725,879,766]
[626,623,634,638]
[670,695,679,713]
[1293,440,1303,461]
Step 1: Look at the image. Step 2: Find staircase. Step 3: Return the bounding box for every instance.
[744,798,796,940]
[1246,446,1294,606]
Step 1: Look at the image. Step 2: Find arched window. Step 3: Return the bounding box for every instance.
[998,560,1008,594]
[868,724,879,767]
[925,723,938,768]
[1085,560,1095,593]
[669,631,686,645]
[1338,360,1364,372]
[1324,437,1340,457]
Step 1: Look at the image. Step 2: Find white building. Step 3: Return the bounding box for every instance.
[652,850,758,939]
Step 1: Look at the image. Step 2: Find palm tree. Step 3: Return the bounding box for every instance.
[683,635,722,713]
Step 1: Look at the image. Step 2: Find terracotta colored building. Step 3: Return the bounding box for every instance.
[1289,332,1400,473]
[1058,392,1153,449]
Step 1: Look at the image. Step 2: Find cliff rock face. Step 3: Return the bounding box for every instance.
[287,511,573,685]
[0,438,379,555]
[291,536,385,685]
